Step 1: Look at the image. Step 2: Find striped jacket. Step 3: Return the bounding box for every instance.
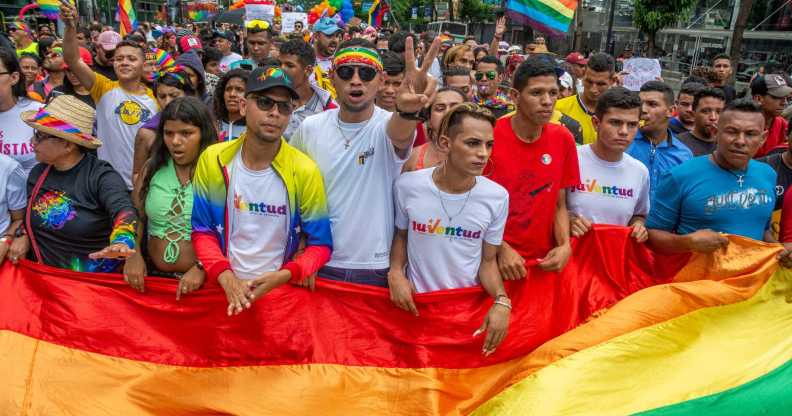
[191,133,332,284]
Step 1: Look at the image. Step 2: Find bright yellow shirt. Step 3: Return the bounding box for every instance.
[555,94,597,144]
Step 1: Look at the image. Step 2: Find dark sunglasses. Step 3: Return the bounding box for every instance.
[475,71,497,81]
[33,131,58,143]
[336,65,378,82]
[251,95,293,115]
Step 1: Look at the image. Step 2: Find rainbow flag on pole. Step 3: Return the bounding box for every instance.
[506,0,579,38]
[368,0,389,28]
[0,227,791,414]
[116,0,137,37]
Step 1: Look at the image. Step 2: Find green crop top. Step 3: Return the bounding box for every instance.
[145,159,193,264]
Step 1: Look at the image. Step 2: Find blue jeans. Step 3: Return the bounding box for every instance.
[319,266,389,288]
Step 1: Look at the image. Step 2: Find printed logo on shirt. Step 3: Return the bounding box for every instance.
[233,193,287,217]
[541,154,552,165]
[115,100,152,125]
[358,147,375,165]
[704,188,773,214]
[0,137,34,156]
[570,179,635,198]
[412,219,481,240]
[33,190,77,230]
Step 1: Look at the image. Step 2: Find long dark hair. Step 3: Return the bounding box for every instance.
[213,68,249,122]
[0,47,29,100]
[139,96,218,205]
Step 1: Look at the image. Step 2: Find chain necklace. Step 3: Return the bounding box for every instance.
[711,154,747,188]
[433,167,475,222]
[336,113,372,150]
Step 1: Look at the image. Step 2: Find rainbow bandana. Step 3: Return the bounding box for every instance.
[333,47,383,72]
[9,21,31,35]
[155,64,190,87]
[30,108,94,144]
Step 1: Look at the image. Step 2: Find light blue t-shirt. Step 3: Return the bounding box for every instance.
[647,156,777,241]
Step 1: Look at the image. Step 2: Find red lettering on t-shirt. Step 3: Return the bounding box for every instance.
[488,117,581,260]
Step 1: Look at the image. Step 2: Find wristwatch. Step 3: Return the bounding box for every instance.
[14,227,26,238]
[195,260,205,271]
[0,235,11,246]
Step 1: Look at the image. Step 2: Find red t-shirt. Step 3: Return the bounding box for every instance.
[756,116,789,158]
[414,122,427,147]
[779,190,792,243]
[488,117,581,260]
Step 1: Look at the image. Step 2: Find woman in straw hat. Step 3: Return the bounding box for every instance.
[7,95,140,280]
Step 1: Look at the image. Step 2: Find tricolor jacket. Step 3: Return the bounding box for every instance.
[191,133,332,284]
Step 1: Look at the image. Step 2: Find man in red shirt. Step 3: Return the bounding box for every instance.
[751,74,791,157]
[489,56,580,278]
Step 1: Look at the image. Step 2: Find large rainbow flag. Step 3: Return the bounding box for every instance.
[506,0,579,38]
[1,226,791,414]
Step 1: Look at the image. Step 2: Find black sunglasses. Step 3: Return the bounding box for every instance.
[475,71,497,81]
[336,65,378,82]
[251,95,293,115]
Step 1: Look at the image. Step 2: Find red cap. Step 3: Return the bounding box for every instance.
[178,35,203,54]
[565,52,588,65]
[63,47,93,70]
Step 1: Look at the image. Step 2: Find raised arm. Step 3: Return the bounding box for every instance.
[489,16,506,57]
[60,1,96,91]
[387,36,441,152]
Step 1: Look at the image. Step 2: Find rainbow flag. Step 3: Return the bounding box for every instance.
[116,0,137,37]
[368,0,389,28]
[0,227,791,414]
[36,0,61,20]
[506,0,579,38]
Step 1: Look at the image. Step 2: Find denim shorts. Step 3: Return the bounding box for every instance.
[318,266,389,288]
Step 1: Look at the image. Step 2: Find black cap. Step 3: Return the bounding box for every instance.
[212,30,234,41]
[246,66,299,99]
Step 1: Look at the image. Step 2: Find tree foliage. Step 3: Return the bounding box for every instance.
[633,0,696,56]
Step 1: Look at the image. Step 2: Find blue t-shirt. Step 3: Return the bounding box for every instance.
[626,129,694,205]
[647,156,777,241]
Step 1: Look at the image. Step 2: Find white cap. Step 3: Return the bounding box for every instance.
[559,72,573,89]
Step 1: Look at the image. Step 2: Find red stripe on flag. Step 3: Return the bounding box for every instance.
[0,227,683,368]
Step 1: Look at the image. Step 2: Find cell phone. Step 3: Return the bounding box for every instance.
[240,63,253,70]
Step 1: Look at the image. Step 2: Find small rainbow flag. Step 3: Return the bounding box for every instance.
[506,0,579,38]
[368,0,389,28]
[37,0,61,20]
[116,0,137,37]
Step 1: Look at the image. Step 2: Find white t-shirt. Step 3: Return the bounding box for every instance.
[219,52,243,72]
[0,154,27,233]
[91,74,158,189]
[227,153,290,280]
[395,168,509,293]
[0,98,40,173]
[567,144,650,226]
[291,107,412,269]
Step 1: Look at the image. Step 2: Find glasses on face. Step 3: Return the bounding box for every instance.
[8,28,16,33]
[245,20,270,31]
[475,71,497,81]
[336,65,378,82]
[250,94,294,115]
[33,131,57,143]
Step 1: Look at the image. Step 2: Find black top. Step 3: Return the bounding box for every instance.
[717,84,737,104]
[92,62,117,81]
[758,152,792,210]
[50,85,96,109]
[26,154,138,272]
[677,131,717,157]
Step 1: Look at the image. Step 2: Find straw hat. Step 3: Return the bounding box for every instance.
[21,95,102,149]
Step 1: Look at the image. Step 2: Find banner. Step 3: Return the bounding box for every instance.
[0,227,790,414]
[245,0,275,23]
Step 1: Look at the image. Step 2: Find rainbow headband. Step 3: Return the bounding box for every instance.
[30,108,94,143]
[333,47,383,72]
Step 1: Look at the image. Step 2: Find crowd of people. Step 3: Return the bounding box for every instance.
[0,4,791,357]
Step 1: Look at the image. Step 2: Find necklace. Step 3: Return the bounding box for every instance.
[433,167,475,222]
[711,154,747,188]
[336,114,371,150]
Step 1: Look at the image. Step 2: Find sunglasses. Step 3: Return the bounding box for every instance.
[33,131,58,144]
[475,71,497,81]
[246,20,270,31]
[250,95,293,115]
[336,65,378,82]
[8,27,16,33]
